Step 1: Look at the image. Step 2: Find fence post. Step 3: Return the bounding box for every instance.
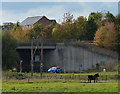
[106,75,107,81]
[115,74,118,81]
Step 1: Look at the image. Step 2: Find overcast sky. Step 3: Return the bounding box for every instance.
[1,2,119,25]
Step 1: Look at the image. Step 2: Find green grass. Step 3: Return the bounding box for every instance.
[3,71,118,78]
[2,71,119,81]
[2,80,118,92]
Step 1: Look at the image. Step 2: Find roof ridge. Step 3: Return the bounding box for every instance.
[27,16,43,18]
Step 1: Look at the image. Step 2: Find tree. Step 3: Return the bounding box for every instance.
[2,22,14,30]
[53,12,77,39]
[94,26,107,47]
[103,23,116,48]
[62,12,74,24]
[88,11,115,27]
[115,14,120,25]
[29,24,44,39]
[114,21,120,60]
[52,24,64,40]
[10,27,29,43]
[13,21,20,31]
[114,14,120,59]
[86,18,98,40]
[94,23,116,48]
[11,21,29,43]
[86,12,103,40]
[44,22,56,39]
[62,22,77,39]
[104,11,116,23]
[2,31,18,70]
[75,16,87,40]
[88,12,102,27]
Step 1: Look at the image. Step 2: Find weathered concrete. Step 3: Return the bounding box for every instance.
[16,42,118,73]
[43,43,118,73]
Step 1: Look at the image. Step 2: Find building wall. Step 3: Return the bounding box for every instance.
[22,25,33,30]
[36,16,53,26]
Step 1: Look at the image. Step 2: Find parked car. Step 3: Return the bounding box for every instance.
[48,67,62,73]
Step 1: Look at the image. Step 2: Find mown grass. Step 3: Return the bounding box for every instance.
[2,79,118,92]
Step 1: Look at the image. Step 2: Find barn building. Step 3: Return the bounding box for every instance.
[20,16,56,29]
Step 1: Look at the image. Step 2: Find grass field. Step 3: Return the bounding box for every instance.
[2,79,119,92]
[2,71,119,81]
[2,71,119,93]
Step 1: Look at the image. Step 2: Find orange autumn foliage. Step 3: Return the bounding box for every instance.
[10,27,29,43]
[94,23,116,48]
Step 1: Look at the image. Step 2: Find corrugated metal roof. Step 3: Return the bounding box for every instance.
[20,16,43,26]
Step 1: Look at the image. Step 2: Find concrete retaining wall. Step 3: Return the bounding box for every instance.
[43,43,118,73]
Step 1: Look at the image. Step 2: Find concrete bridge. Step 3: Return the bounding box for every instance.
[17,42,56,50]
[16,41,118,73]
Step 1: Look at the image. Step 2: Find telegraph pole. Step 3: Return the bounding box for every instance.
[31,37,34,77]
[40,40,43,79]
[20,60,22,73]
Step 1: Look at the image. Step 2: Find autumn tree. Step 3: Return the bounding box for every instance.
[44,22,56,39]
[10,27,29,43]
[52,24,64,40]
[29,24,44,39]
[52,12,77,40]
[62,22,77,39]
[94,26,106,47]
[94,23,116,48]
[103,23,116,48]
[75,16,87,40]
[13,21,20,31]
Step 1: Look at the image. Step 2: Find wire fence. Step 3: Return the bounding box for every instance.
[2,71,119,81]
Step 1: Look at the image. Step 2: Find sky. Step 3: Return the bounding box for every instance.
[1,2,119,25]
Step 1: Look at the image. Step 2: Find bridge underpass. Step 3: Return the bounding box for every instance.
[16,43,56,72]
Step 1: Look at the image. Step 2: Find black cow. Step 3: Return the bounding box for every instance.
[88,73,99,83]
